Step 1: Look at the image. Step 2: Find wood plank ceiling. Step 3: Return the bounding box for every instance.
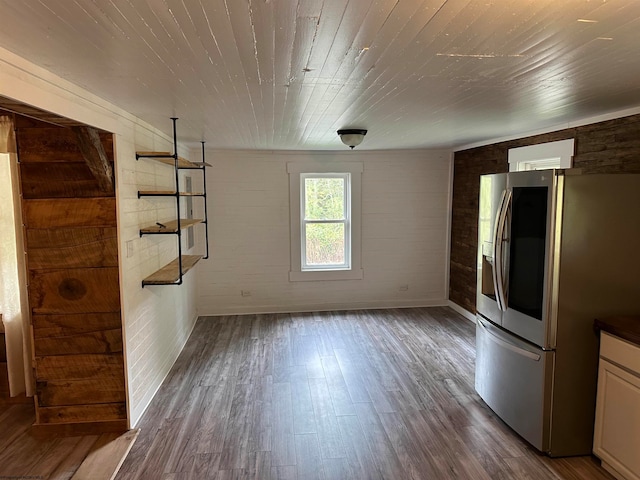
[0,0,639,150]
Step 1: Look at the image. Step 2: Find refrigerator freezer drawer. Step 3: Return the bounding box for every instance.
[475,317,554,452]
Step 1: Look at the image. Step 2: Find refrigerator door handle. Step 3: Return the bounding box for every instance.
[493,189,511,311]
[478,318,541,362]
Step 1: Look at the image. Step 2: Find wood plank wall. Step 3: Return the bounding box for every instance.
[0,324,8,398]
[450,113,640,314]
[14,114,127,432]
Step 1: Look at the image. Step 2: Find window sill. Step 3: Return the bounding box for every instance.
[289,269,364,282]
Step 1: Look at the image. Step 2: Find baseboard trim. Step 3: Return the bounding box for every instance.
[198,298,450,317]
[447,301,476,324]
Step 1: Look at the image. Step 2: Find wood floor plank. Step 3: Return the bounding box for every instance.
[542,456,616,480]
[333,349,372,404]
[272,335,292,383]
[378,411,437,480]
[322,457,351,480]
[219,382,255,470]
[308,377,346,459]
[336,414,383,480]
[271,382,296,467]
[25,436,84,478]
[247,451,272,480]
[195,379,237,455]
[163,387,210,473]
[104,308,616,480]
[291,365,318,435]
[0,404,36,452]
[270,465,296,480]
[353,402,406,480]
[48,435,103,480]
[295,434,323,480]
[319,355,356,416]
[292,333,320,367]
[248,376,273,453]
[70,429,139,480]
[132,418,182,479]
[187,453,219,480]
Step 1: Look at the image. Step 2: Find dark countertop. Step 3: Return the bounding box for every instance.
[594,316,640,347]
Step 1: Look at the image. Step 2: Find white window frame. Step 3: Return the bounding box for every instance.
[288,162,363,282]
[508,138,574,172]
[300,172,351,272]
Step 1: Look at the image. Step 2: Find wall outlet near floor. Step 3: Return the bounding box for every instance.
[241,290,252,297]
[399,284,409,291]
[126,239,135,258]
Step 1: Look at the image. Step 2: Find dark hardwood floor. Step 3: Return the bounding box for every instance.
[0,402,126,479]
[116,307,614,480]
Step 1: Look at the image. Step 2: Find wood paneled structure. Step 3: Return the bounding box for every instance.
[12,113,127,432]
[450,113,640,314]
[116,308,614,480]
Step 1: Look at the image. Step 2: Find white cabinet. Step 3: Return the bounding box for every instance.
[593,332,640,480]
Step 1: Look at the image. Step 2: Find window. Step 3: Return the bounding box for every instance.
[288,162,363,281]
[508,139,574,172]
[301,173,350,270]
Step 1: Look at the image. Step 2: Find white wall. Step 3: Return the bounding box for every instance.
[197,149,452,314]
[0,46,198,427]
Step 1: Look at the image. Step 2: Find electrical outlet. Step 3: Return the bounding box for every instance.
[399,284,409,292]
[241,290,252,297]
[126,240,135,258]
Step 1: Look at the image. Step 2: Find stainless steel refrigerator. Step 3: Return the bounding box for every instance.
[474,169,640,457]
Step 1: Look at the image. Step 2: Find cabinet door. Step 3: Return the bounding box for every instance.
[593,359,640,480]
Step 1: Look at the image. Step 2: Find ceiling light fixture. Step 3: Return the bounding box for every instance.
[337,129,367,149]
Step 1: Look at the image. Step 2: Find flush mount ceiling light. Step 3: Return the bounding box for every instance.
[337,129,367,149]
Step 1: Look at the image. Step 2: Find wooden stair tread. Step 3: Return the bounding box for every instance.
[139,218,202,234]
[135,151,211,169]
[70,429,139,480]
[142,255,202,285]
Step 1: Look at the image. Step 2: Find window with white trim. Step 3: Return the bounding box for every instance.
[508,138,574,172]
[301,173,350,271]
[288,162,363,281]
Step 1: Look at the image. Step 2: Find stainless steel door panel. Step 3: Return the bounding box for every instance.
[476,173,507,325]
[501,170,559,349]
[475,316,554,453]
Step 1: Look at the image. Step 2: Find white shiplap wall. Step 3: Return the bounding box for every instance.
[0,46,199,427]
[197,149,452,314]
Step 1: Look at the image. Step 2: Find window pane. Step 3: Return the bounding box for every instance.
[305,222,345,266]
[304,177,345,220]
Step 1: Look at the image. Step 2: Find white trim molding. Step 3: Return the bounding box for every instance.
[288,161,363,282]
[508,138,574,172]
[447,301,477,324]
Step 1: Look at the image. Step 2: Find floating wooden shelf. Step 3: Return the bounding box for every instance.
[135,119,210,287]
[142,255,203,286]
[135,151,211,169]
[139,218,202,235]
[138,190,205,197]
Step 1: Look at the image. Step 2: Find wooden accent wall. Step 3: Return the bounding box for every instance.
[450,113,640,314]
[0,325,8,398]
[14,115,127,432]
